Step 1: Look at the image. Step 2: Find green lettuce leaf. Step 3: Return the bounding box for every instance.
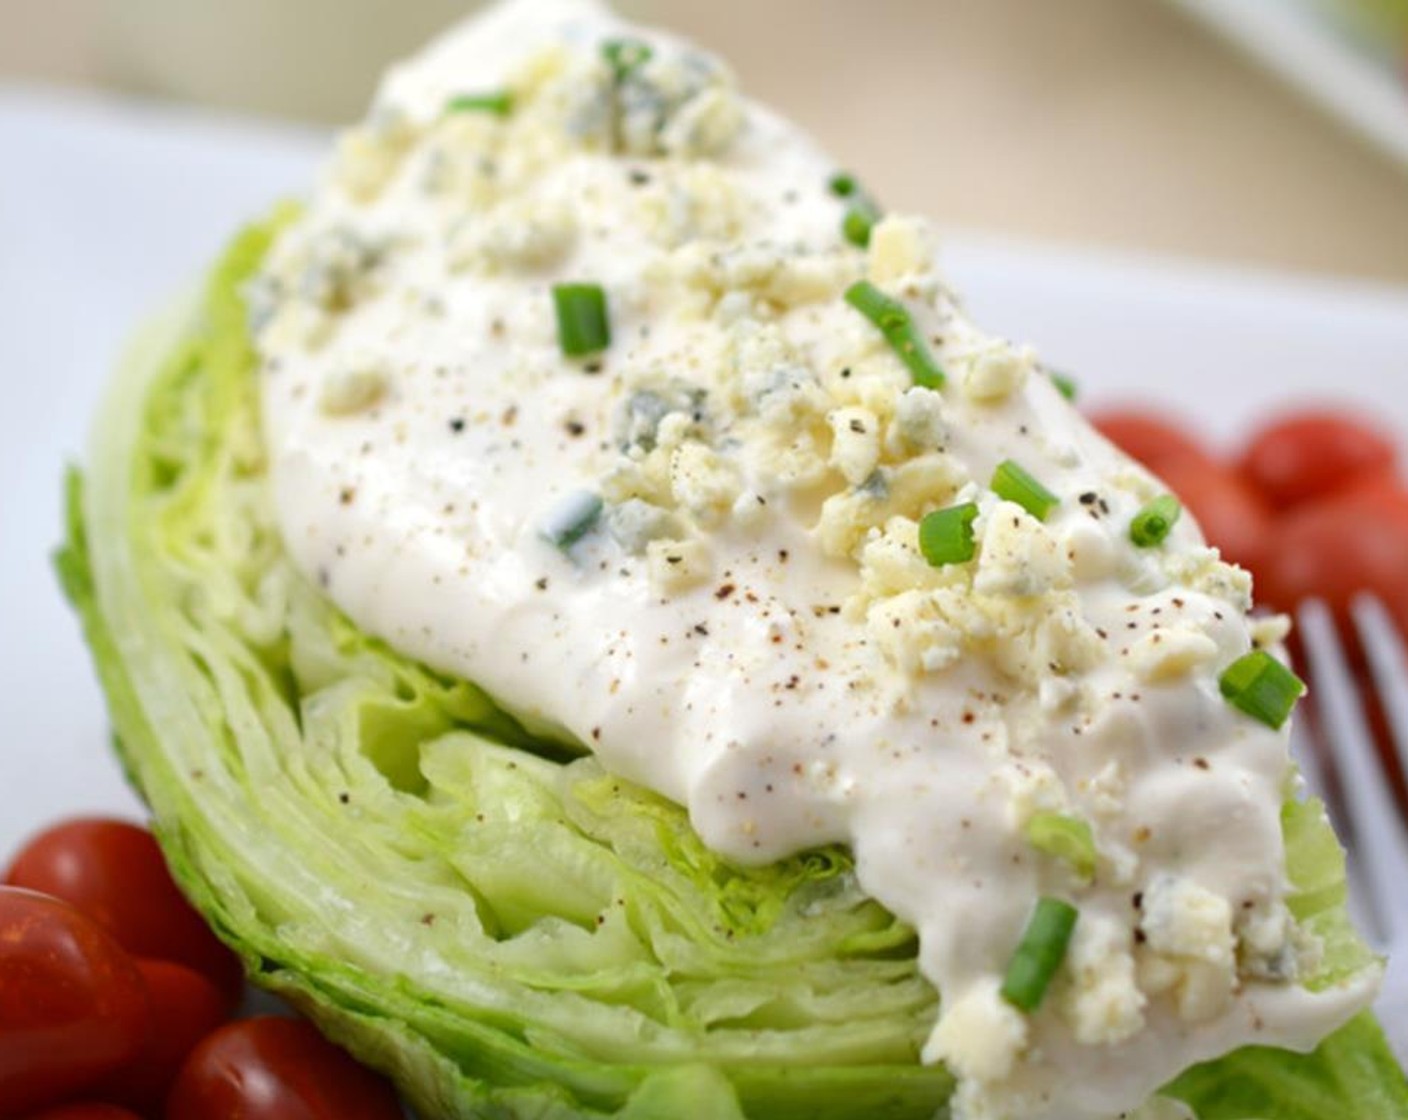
[57,214,1407,1118]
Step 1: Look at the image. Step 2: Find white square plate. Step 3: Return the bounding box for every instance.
[2,89,1406,1040]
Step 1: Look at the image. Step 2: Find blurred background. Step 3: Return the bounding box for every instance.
[2,0,1407,283]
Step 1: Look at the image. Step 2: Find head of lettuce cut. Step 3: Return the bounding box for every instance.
[55,206,1407,1119]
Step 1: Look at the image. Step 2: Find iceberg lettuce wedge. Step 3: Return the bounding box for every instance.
[57,216,1407,1118]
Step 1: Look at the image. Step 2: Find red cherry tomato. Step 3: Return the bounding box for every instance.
[1258,489,1408,639]
[1240,410,1398,509]
[1154,454,1275,577]
[4,819,243,1009]
[24,1106,145,1120]
[96,960,230,1114]
[1339,474,1408,527]
[0,888,149,1118]
[1090,408,1213,471]
[165,1016,403,1120]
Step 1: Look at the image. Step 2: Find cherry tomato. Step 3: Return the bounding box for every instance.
[0,888,149,1118]
[1154,454,1275,578]
[1258,490,1408,639]
[1339,474,1408,527]
[4,819,243,1009]
[1090,409,1213,471]
[24,1106,145,1120]
[1240,410,1398,509]
[165,1016,403,1120]
[95,960,230,1115]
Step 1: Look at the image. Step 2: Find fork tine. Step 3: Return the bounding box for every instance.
[1289,712,1332,807]
[1298,599,1408,946]
[1353,595,1408,781]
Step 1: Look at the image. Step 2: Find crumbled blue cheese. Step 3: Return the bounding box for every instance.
[960,341,1034,404]
[318,362,389,416]
[605,498,680,552]
[889,386,948,453]
[298,226,385,312]
[1061,913,1147,1045]
[448,197,577,271]
[929,979,1029,1083]
[1141,875,1237,966]
[1126,628,1220,683]
[333,109,419,203]
[646,537,712,592]
[974,502,1072,598]
[827,406,882,486]
[1139,875,1238,1023]
[867,214,932,284]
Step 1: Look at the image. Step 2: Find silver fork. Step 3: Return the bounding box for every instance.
[1297,596,1408,1062]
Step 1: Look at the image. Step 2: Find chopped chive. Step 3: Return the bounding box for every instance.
[553,283,611,358]
[845,280,905,329]
[991,459,1060,522]
[843,205,879,248]
[844,281,945,390]
[919,503,979,567]
[829,172,858,198]
[829,172,883,248]
[1001,897,1078,1013]
[1130,494,1182,548]
[603,38,653,81]
[542,491,603,550]
[1026,813,1097,883]
[1050,371,1079,402]
[1219,650,1306,730]
[446,90,514,116]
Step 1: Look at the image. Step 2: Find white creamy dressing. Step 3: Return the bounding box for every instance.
[252,2,1378,1116]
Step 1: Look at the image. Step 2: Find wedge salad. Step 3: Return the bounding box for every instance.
[59,0,1408,1117]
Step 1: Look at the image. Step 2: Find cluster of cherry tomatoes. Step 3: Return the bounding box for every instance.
[1090,406,1407,638]
[0,819,404,1120]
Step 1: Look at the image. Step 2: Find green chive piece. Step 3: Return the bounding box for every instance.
[1026,813,1097,883]
[543,491,603,550]
[829,172,858,198]
[603,38,653,81]
[446,91,514,116]
[553,283,611,358]
[1219,650,1306,730]
[991,459,1060,522]
[843,205,878,248]
[1130,494,1182,548]
[1050,371,1079,402]
[919,503,979,567]
[844,281,945,390]
[1001,898,1079,1013]
[830,173,883,248]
